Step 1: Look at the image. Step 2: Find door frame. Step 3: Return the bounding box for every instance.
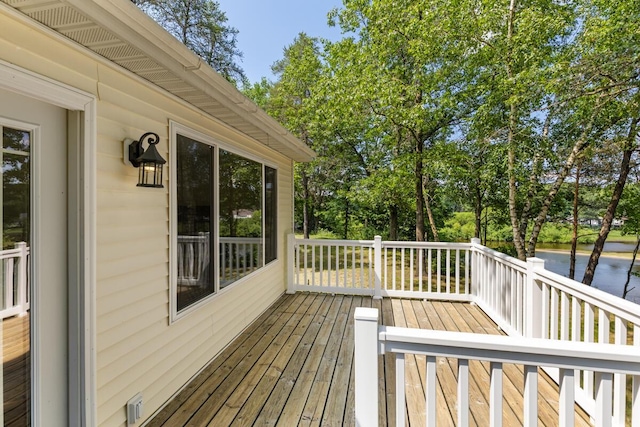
[0,60,97,426]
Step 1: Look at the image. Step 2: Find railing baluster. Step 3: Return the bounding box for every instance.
[383,246,388,290]
[599,308,610,344]
[393,248,397,291]
[551,287,559,339]
[559,368,575,427]
[523,365,538,427]
[455,249,460,293]
[313,245,317,287]
[437,249,442,292]
[396,353,406,427]
[344,245,348,289]
[426,355,436,427]
[613,316,627,425]
[633,324,639,427]
[418,249,424,293]
[409,248,414,292]
[327,245,331,288]
[401,248,405,291]
[510,267,516,329]
[595,372,613,427]
[561,291,570,341]
[458,359,469,426]
[427,249,432,292]
[465,249,469,295]
[490,362,503,427]
[446,249,451,294]
[584,301,595,398]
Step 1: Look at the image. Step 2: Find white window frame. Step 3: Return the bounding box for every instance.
[169,121,279,322]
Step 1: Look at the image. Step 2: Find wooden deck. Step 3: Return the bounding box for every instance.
[147,293,591,426]
[3,313,30,426]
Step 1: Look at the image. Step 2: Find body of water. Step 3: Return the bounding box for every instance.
[490,241,640,304]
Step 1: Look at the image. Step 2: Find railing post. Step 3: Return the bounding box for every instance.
[373,236,382,299]
[287,233,295,294]
[470,238,481,298]
[525,257,545,338]
[17,242,28,316]
[355,307,379,427]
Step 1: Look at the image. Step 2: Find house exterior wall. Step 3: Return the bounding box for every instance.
[0,9,294,426]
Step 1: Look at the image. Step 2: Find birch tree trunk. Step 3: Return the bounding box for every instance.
[583,117,639,286]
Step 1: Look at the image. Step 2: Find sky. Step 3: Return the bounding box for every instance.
[215,0,346,84]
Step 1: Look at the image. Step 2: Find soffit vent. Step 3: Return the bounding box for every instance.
[60,26,119,46]
[26,4,90,28]
[92,44,143,61]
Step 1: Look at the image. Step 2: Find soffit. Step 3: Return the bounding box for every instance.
[1,0,315,162]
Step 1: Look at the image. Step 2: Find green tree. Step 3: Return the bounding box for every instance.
[134,0,246,84]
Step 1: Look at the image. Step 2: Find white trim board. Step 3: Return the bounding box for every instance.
[0,59,98,427]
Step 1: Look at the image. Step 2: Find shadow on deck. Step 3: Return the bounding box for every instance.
[147,293,591,426]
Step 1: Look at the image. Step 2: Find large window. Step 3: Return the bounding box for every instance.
[172,125,278,316]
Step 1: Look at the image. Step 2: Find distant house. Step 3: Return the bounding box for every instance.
[0,0,313,425]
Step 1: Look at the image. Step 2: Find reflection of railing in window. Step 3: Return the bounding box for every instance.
[177,234,263,287]
[220,237,262,286]
[0,242,30,319]
[177,233,210,286]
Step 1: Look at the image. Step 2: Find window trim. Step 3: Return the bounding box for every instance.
[169,121,280,323]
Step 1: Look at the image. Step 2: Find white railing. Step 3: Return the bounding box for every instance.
[288,235,471,300]
[0,242,29,319]
[177,234,263,286]
[288,236,376,296]
[289,235,640,424]
[355,307,640,427]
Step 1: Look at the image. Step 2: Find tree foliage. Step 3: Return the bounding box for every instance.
[245,0,639,280]
[134,0,246,85]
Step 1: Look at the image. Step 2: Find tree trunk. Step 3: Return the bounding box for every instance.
[505,0,526,260]
[389,205,399,240]
[622,235,639,299]
[526,111,597,257]
[583,117,638,286]
[343,198,350,240]
[423,175,439,242]
[474,180,482,239]
[302,170,310,239]
[569,164,580,280]
[415,139,426,242]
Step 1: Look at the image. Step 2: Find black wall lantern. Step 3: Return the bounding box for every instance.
[126,132,166,188]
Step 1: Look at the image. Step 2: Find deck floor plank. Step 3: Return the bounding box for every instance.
[298,295,351,427]
[220,294,328,426]
[176,293,313,426]
[320,296,361,427]
[193,293,316,425]
[274,295,345,426]
[148,294,598,427]
[146,295,294,427]
[249,294,332,426]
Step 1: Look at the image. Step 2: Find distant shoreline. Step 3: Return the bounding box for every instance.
[536,248,640,263]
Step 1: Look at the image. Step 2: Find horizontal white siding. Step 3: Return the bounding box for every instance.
[0,10,295,427]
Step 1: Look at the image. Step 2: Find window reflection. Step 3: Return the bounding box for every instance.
[219,150,263,287]
[176,135,215,312]
[2,126,31,424]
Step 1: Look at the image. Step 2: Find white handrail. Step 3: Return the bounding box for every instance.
[355,307,640,427]
[1,242,29,319]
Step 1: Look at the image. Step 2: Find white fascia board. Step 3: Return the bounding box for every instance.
[63,0,316,162]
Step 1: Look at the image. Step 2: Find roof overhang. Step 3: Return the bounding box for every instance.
[1,0,315,162]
